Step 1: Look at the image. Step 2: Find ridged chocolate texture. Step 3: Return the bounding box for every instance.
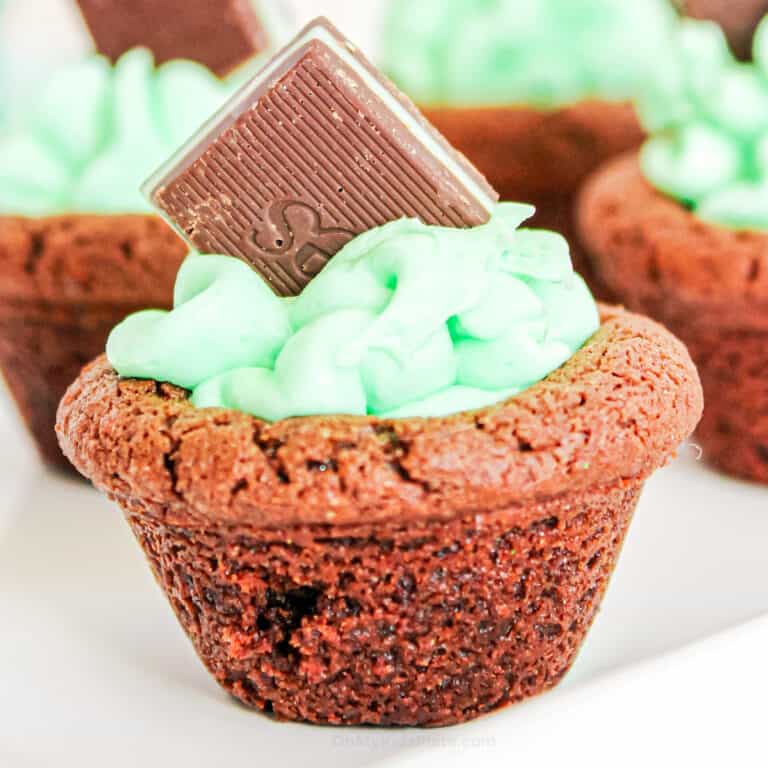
[75,0,270,76]
[148,18,498,296]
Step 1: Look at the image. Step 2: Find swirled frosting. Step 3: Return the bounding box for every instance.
[107,204,599,421]
[381,0,678,108]
[640,17,768,230]
[0,48,233,216]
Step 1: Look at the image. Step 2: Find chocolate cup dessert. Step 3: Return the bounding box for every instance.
[0,215,186,471]
[57,306,702,726]
[421,102,645,300]
[578,154,768,483]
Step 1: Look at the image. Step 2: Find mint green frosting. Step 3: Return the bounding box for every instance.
[382,0,678,108]
[107,204,599,422]
[639,17,768,231]
[0,48,233,216]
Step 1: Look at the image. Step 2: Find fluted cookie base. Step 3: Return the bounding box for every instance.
[126,481,640,725]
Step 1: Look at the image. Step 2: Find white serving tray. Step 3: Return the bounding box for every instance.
[0,388,766,767]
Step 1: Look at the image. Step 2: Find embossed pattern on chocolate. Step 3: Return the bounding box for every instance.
[75,0,273,76]
[145,17,498,296]
[249,200,355,285]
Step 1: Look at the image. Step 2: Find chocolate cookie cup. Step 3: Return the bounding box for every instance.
[578,154,768,483]
[421,102,645,299]
[0,214,186,470]
[57,306,702,726]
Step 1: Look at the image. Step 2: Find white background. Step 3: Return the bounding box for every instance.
[1,0,388,90]
[1,1,767,766]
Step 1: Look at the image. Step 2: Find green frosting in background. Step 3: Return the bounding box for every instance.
[381,0,678,108]
[0,48,234,216]
[0,0,7,134]
[107,204,600,422]
[639,17,768,231]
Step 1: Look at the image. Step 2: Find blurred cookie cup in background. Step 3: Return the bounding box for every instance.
[381,0,679,298]
[579,18,768,483]
[0,49,232,470]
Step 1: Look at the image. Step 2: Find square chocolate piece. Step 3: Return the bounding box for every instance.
[75,0,284,76]
[144,17,498,296]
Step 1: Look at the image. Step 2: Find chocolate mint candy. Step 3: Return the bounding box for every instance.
[143,17,498,297]
[75,0,286,76]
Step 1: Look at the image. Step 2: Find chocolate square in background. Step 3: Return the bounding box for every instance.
[144,17,498,297]
[75,0,279,76]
